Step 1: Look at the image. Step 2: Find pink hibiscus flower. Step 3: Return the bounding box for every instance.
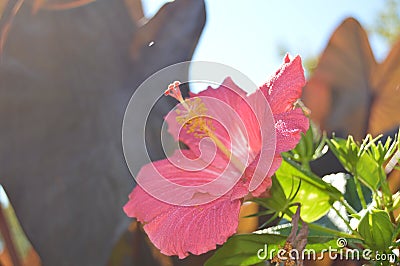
[123,54,309,258]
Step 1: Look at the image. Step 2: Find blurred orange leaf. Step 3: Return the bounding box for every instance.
[38,0,96,11]
[0,0,24,56]
[31,0,45,14]
[303,17,400,139]
[0,0,9,19]
[369,40,400,136]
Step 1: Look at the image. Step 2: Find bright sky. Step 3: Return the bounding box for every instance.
[142,0,390,89]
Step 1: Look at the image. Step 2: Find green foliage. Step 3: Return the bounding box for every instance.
[358,209,395,251]
[344,176,372,212]
[328,132,399,213]
[206,127,400,265]
[205,224,346,266]
[251,157,344,225]
[204,233,286,266]
[326,136,383,190]
[286,122,328,166]
[274,159,338,223]
[369,0,400,45]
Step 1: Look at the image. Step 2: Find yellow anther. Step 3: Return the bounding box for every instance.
[164,82,246,172]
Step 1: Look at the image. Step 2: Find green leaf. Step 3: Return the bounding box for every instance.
[326,137,358,173]
[327,136,381,190]
[273,159,342,223]
[392,221,400,243]
[355,152,382,189]
[391,192,400,211]
[251,175,287,210]
[204,233,286,266]
[358,209,395,251]
[205,224,350,266]
[344,176,372,212]
[286,122,328,164]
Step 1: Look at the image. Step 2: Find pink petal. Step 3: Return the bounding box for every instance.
[202,96,256,166]
[164,103,211,155]
[275,108,309,153]
[166,79,258,168]
[166,77,247,153]
[260,55,306,114]
[132,148,246,206]
[244,90,277,192]
[123,148,248,258]
[124,185,241,258]
[124,185,170,223]
[124,62,310,260]
[143,196,241,258]
[251,155,283,197]
[190,77,248,106]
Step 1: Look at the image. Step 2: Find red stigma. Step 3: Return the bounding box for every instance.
[164,81,184,102]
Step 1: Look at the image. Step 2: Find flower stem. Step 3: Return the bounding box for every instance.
[338,197,357,215]
[353,173,367,209]
[307,223,360,239]
[284,208,360,239]
[332,205,360,237]
[379,169,395,222]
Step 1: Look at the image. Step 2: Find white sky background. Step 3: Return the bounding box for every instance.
[142,0,390,92]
